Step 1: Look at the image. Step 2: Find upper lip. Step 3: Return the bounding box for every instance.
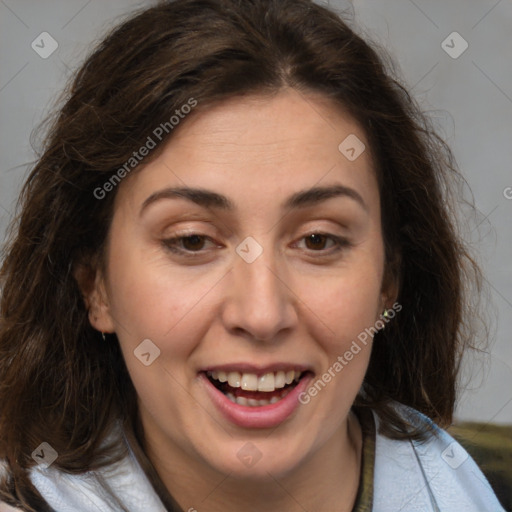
[201,363,313,375]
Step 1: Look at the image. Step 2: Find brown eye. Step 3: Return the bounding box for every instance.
[181,235,206,251]
[304,233,330,250]
[163,233,216,255]
[295,232,351,256]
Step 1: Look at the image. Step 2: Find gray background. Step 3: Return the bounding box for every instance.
[0,0,511,424]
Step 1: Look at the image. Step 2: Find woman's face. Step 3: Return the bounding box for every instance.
[90,89,393,478]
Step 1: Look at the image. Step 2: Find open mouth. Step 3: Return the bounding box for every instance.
[205,369,306,407]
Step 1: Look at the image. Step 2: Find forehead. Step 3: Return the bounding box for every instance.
[115,89,378,216]
[166,90,368,164]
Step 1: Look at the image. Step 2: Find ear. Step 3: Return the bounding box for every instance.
[74,260,116,334]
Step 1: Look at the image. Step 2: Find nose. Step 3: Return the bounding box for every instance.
[220,244,298,343]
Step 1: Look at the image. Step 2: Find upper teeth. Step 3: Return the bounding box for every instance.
[207,370,301,392]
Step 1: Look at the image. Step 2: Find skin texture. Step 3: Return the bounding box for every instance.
[86,88,396,511]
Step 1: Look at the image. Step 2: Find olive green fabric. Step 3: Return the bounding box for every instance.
[351,405,376,512]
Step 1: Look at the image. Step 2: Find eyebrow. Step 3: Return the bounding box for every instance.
[285,184,367,212]
[140,184,367,216]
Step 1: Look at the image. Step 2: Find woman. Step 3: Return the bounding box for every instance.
[0,0,505,510]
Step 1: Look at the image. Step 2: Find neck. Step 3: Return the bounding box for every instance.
[137,411,363,512]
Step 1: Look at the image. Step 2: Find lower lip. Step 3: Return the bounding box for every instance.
[199,372,313,429]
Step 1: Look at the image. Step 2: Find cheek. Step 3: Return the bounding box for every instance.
[303,260,384,345]
[105,235,194,336]
[334,273,383,331]
[299,268,381,410]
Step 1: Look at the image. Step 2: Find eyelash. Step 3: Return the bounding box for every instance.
[162,232,351,257]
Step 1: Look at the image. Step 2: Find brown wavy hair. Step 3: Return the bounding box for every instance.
[0,0,484,509]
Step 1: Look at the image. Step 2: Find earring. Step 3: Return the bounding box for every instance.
[101,332,106,341]
[379,309,390,330]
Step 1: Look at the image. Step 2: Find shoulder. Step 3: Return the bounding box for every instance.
[3,425,166,512]
[370,402,506,512]
[30,453,165,512]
